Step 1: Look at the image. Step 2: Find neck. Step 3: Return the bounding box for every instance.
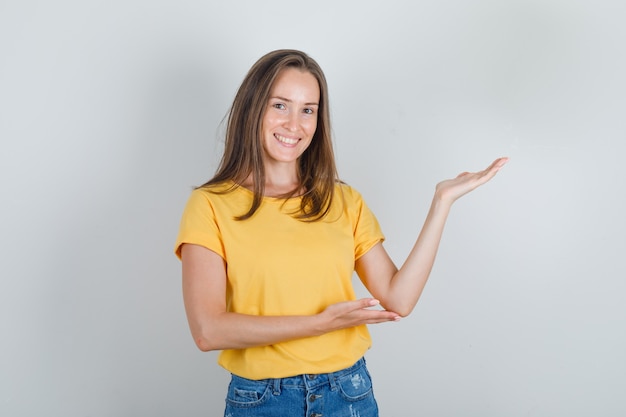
[242,163,303,197]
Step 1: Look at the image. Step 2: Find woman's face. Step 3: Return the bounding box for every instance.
[261,67,320,170]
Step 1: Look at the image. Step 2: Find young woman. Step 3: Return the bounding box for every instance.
[175,49,508,416]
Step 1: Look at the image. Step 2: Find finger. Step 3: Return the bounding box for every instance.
[458,157,508,181]
[335,298,380,314]
[361,307,401,318]
[476,157,509,181]
[358,298,381,308]
[362,310,402,323]
[490,157,509,171]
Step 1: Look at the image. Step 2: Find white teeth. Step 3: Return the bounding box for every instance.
[275,134,298,145]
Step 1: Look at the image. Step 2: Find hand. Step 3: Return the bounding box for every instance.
[434,157,509,204]
[317,298,400,334]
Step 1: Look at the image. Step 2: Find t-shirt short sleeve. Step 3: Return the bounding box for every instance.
[348,186,385,260]
[174,188,225,260]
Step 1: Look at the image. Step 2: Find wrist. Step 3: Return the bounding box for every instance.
[310,312,327,337]
[431,191,454,210]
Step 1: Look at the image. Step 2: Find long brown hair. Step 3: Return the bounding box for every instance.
[201,49,338,221]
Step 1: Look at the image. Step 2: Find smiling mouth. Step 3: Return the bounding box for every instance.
[275,133,299,145]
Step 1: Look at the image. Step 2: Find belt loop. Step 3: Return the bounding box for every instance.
[329,371,338,391]
[272,378,281,395]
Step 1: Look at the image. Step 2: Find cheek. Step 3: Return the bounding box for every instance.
[306,120,318,137]
[261,115,274,131]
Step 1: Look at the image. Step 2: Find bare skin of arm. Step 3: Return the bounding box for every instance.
[181,243,400,352]
[356,157,509,317]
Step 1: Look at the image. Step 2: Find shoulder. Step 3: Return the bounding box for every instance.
[190,181,240,201]
[182,182,237,214]
[335,182,365,204]
[195,181,236,194]
[330,182,371,217]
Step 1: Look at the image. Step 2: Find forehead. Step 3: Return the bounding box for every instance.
[270,68,320,101]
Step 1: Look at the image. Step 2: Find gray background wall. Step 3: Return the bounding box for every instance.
[1,0,625,415]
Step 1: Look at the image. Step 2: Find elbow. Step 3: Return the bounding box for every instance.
[382,289,424,318]
[191,326,224,352]
[395,306,415,318]
[382,300,417,318]
[194,336,214,352]
[189,313,234,351]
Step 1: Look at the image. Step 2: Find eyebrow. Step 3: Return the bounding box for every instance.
[271,96,319,106]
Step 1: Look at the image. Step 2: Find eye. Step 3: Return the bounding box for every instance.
[303,107,315,115]
[272,103,286,110]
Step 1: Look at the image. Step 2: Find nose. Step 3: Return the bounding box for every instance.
[284,111,298,132]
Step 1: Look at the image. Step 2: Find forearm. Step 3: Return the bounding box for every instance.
[189,310,325,351]
[383,196,452,316]
[187,298,399,352]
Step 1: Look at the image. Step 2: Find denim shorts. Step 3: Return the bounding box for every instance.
[224,357,379,417]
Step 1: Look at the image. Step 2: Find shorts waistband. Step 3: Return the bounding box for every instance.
[231,357,368,391]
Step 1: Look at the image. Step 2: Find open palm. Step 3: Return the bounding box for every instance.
[435,157,509,203]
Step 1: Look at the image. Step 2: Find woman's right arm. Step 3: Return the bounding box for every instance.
[181,243,400,351]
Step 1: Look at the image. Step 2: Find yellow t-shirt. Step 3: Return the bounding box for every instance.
[174,181,384,379]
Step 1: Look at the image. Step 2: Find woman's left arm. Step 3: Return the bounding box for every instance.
[355,157,509,317]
